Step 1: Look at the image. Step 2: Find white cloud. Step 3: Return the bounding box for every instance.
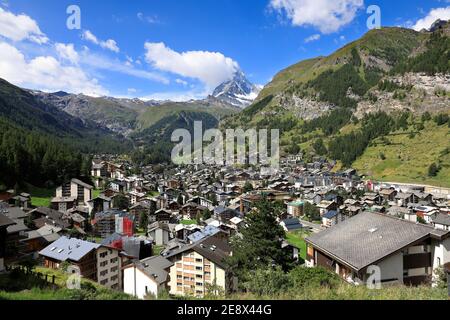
[175,78,188,86]
[127,88,137,94]
[55,43,79,64]
[269,0,364,34]
[80,51,169,84]
[144,42,239,89]
[140,90,206,102]
[0,41,107,96]
[304,34,321,43]
[137,12,160,24]
[82,30,120,53]
[412,6,450,31]
[0,7,48,43]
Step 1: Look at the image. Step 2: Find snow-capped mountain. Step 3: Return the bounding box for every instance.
[212,71,261,108]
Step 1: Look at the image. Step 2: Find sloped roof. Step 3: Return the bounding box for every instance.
[306,211,449,271]
[39,236,100,262]
[132,256,174,285]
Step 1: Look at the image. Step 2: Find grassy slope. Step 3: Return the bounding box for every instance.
[27,184,53,208]
[285,230,309,260]
[0,267,134,300]
[353,121,450,187]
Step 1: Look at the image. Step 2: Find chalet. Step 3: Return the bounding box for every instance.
[21,225,61,254]
[91,162,108,178]
[39,236,101,281]
[188,196,214,210]
[152,209,171,223]
[31,207,71,230]
[87,195,112,217]
[129,202,151,225]
[213,206,239,223]
[280,218,303,232]
[2,207,29,256]
[123,255,174,299]
[322,210,345,228]
[379,188,397,202]
[147,222,173,246]
[181,203,208,220]
[361,193,383,206]
[317,200,338,216]
[0,214,15,272]
[128,191,146,206]
[56,178,93,207]
[51,196,77,213]
[395,192,413,207]
[175,224,202,242]
[433,213,450,231]
[110,180,126,193]
[10,193,31,210]
[187,225,226,244]
[306,211,450,286]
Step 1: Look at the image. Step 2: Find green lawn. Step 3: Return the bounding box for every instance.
[180,219,197,225]
[286,230,311,260]
[146,191,160,197]
[27,184,53,208]
[153,245,165,256]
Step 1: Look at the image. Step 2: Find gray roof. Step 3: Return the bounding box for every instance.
[71,178,94,190]
[306,211,449,271]
[135,256,174,285]
[1,207,27,219]
[433,213,450,226]
[39,236,100,262]
[7,219,28,234]
[163,236,231,269]
[0,214,15,228]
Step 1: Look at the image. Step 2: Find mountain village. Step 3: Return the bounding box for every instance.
[1,153,450,299]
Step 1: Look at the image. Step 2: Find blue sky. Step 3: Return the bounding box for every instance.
[0,0,449,100]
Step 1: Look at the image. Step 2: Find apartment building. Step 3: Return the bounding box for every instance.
[55,178,93,207]
[162,237,233,297]
[96,246,122,290]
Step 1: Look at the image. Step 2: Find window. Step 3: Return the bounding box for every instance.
[196,282,203,287]
[195,266,202,271]
[195,258,203,263]
[100,252,108,258]
[196,275,203,279]
[437,257,441,267]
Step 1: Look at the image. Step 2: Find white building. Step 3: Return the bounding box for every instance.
[123,256,173,299]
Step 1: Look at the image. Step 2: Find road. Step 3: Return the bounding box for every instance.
[299,219,325,233]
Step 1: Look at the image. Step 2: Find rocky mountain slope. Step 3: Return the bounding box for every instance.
[212,70,261,108]
[226,21,449,129]
[29,72,256,137]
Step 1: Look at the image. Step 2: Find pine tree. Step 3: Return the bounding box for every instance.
[227,198,294,280]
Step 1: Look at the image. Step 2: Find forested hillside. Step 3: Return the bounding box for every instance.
[0,78,130,190]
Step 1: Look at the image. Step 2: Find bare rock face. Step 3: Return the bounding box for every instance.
[356,73,450,118]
